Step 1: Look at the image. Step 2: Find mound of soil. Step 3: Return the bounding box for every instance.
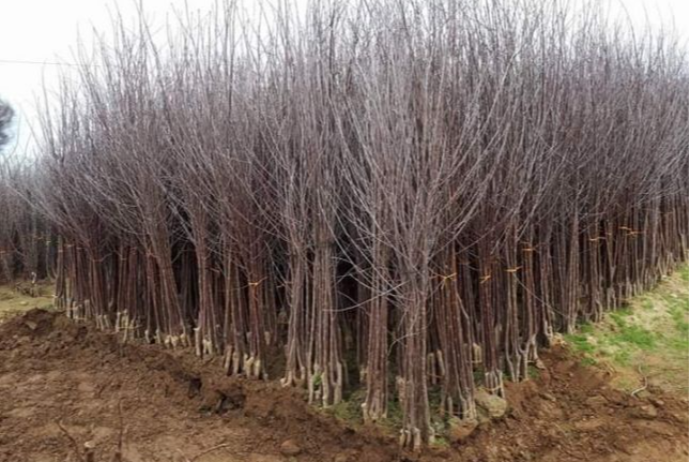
[0,309,687,462]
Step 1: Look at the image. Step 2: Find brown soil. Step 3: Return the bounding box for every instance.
[0,309,687,462]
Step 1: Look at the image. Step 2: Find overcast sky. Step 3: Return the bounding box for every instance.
[0,0,687,156]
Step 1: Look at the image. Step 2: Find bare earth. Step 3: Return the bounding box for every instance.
[0,301,687,461]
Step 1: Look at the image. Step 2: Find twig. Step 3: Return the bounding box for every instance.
[631,365,648,397]
[175,448,191,462]
[57,419,84,462]
[189,443,233,462]
[113,398,125,462]
[177,444,232,462]
[84,441,96,462]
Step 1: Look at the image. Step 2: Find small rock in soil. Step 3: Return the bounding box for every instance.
[634,404,658,419]
[635,390,652,399]
[476,406,491,425]
[280,439,301,456]
[573,418,606,431]
[650,398,665,408]
[475,388,508,419]
[585,395,608,407]
[670,411,689,424]
[447,416,479,443]
[539,392,556,402]
[536,400,565,420]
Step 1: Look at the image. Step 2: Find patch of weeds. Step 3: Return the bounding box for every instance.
[330,389,365,425]
[609,308,632,329]
[579,322,595,334]
[565,332,596,354]
[665,294,689,353]
[430,436,450,448]
[527,364,540,378]
[472,368,484,384]
[565,327,601,367]
[667,338,689,354]
[564,264,688,394]
[426,387,448,437]
[664,295,690,314]
[611,348,631,366]
[355,372,407,434]
[613,325,656,350]
[580,356,597,367]
[641,298,654,311]
[428,386,443,409]
[679,264,689,283]
[677,318,689,339]
[327,388,416,434]
[380,397,404,433]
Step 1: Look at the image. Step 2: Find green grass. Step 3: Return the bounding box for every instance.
[327,388,409,436]
[679,264,689,283]
[569,309,656,366]
[580,356,598,367]
[0,282,55,323]
[565,321,595,352]
[663,292,689,353]
[565,264,688,393]
[527,364,540,378]
[384,398,404,430]
[330,389,365,424]
[565,332,596,354]
[430,436,450,448]
[613,324,656,349]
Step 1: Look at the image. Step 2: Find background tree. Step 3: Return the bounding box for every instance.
[0,99,14,151]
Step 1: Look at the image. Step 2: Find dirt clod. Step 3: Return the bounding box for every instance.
[585,395,608,407]
[280,439,302,456]
[447,416,478,442]
[474,388,508,418]
[333,451,352,462]
[633,404,659,419]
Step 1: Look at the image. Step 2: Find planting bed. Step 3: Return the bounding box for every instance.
[0,307,686,462]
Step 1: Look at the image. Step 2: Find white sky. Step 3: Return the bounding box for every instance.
[0,0,687,156]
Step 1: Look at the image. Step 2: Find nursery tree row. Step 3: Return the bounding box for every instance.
[6,0,687,449]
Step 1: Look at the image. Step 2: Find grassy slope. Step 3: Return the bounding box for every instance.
[0,280,54,323]
[565,264,689,394]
